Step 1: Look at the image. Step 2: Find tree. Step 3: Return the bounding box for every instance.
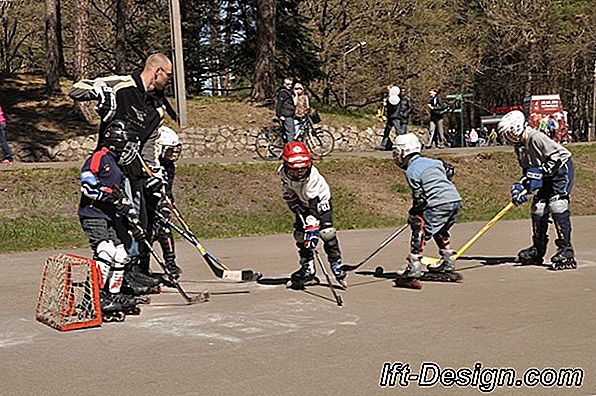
[73,0,94,123]
[252,0,276,101]
[114,0,127,74]
[45,0,63,93]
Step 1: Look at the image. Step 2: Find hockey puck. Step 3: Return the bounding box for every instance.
[374,266,384,276]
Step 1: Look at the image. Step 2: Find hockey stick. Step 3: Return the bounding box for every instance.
[141,239,209,304]
[314,249,343,307]
[154,211,261,282]
[340,223,409,272]
[422,194,525,267]
[296,212,343,306]
[137,153,261,282]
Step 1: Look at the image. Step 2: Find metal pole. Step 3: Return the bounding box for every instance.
[341,42,366,109]
[169,0,188,127]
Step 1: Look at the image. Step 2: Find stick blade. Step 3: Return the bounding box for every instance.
[242,270,263,282]
[188,291,210,304]
[220,269,262,282]
[338,263,359,272]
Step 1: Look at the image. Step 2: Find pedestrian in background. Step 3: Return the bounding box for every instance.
[0,104,14,164]
[426,87,449,149]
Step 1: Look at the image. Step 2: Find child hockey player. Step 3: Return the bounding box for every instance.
[497,110,576,270]
[79,120,148,322]
[144,125,183,279]
[280,142,346,288]
[392,133,462,289]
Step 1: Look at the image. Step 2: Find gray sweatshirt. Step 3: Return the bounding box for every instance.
[515,128,571,175]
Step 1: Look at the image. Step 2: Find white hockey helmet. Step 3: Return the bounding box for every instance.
[498,110,526,144]
[388,86,401,105]
[158,126,182,161]
[393,133,421,168]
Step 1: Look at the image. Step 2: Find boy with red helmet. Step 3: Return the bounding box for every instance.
[279,142,346,287]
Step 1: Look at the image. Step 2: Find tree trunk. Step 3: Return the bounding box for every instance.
[208,0,220,95]
[56,0,66,76]
[74,0,94,123]
[252,0,276,102]
[45,0,61,94]
[115,0,127,74]
[220,0,235,94]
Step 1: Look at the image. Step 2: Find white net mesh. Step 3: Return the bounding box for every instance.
[36,254,102,331]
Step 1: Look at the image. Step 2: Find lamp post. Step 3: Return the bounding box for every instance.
[168,0,187,127]
[342,41,366,107]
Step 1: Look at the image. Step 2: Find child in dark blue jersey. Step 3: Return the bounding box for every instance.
[392,133,462,289]
[78,120,147,320]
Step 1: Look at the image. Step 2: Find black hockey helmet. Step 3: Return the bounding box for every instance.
[103,120,140,166]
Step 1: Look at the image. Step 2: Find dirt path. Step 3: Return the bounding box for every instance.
[1,216,594,395]
[0,143,548,171]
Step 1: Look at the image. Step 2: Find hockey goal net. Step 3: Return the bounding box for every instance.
[36,254,102,331]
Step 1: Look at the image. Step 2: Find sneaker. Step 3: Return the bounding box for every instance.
[1,159,13,164]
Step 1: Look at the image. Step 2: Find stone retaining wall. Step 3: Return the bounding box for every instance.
[14,124,425,162]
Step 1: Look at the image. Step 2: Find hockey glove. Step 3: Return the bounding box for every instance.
[92,85,116,122]
[441,160,455,181]
[303,215,320,250]
[128,217,147,241]
[510,182,528,206]
[524,167,543,192]
[283,191,304,213]
[107,187,132,216]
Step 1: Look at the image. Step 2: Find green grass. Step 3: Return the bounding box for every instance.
[0,144,595,253]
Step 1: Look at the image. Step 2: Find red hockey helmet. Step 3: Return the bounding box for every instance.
[282,142,312,181]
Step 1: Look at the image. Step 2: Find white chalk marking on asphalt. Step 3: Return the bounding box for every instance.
[578,260,596,268]
[132,300,359,344]
[0,334,35,348]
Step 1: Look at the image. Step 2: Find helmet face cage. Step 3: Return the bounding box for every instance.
[161,144,182,161]
[498,111,525,144]
[118,141,140,166]
[103,121,140,165]
[285,166,311,181]
[392,147,407,168]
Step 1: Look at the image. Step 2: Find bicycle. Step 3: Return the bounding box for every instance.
[254,114,335,161]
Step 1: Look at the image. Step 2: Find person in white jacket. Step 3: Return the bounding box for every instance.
[279,142,346,287]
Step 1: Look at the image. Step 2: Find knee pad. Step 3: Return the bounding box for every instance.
[96,240,117,262]
[113,244,128,268]
[531,199,548,217]
[549,196,569,214]
[320,226,336,242]
[95,240,118,288]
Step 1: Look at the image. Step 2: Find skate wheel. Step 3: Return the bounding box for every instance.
[127,307,141,315]
[135,296,151,305]
[103,311,125,323]
[374,266,384,276]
